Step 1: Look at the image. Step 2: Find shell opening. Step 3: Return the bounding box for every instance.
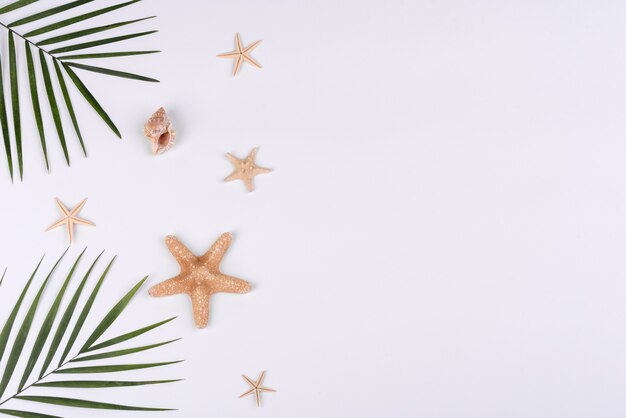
[158,132,171,146]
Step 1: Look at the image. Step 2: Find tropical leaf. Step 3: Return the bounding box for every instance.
[0,252,181,416]
[34,379,181,389]
[0,0,160,180]
[18,249,83,391]
[8,31,21,179]
[38,251,102,378]
[86,316,176,352]
[14,396,173,412]
[0,250,67,398]
[0,52,13,181]
[24,42,48,170]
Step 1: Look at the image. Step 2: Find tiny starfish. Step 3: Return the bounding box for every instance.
[217,33,262,76]
[239,370,276,407]
[149,233,251,328]
[46,198,95,244]
[224,147,272,192]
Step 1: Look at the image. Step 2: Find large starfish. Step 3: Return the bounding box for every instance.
[45,198,95,244]
[217,33,262,76]
[149,233,251,328]
[224,147,272,192]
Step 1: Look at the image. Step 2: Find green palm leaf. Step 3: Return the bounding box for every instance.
[37,16,155,46]
[0,0,159,181]
[62,65,120,137]
[8,31,21,179]
[59,256,115,365]
[49,30,157,54]
[25,42,48,170]
[0,53,13,180]
[66,62,159,83]
[55,361,183,374]
[0,409,60,418]
[64,62,158,82]
[79,275,148,352]
[9,0,94,27]
[39,51,69,165]
[72,339,180,362]
[14,396,173,411]
[40,251,102,378]
[0,252,181,415]
[0,250,66,398]
[18,249,83,391]
[85,316,176,352]
[35,379,181,388]
[0,0,39,15]
[59,50,159,60]
[0,256,44,366]
[52,60,85,156]
[24,0,141,37]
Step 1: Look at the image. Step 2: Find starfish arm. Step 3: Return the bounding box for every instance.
[67,220,74,244]
[252,166,272,175]
[217,51,239,58]
[242,375,256,387]
[239,387,256,398]
[233,54,243,76]
[190,287,211,328]
[242,54,262,69]
[255,371,266,385]
[71,216,95,227]
[235,33,243,52]
[200,232,232,267]
[46,217,67,231]
[165,236,198,268]
[215,273,251,294]
[224,171,242,182]
[69,198,88,216]
[243,177,255,192]
[257,386,276,393]
[54,198,70,216]
[255,391,261,407]
[148,275,188,297]
[243,40,262,53]
[246,147,258,161]
[226,152,240,164]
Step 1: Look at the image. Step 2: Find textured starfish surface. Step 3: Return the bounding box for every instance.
[45,198,95,244]
[224,147,272,192]
[149,233,251,328]
[239,370,276,407]
[217,33,262,76]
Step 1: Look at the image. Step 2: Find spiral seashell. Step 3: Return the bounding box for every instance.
[143,107,176,155]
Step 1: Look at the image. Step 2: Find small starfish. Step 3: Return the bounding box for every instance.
[224,147,272,192]
[46,198,95,244]
[149,233,251,328]
[239,370,276,407]
[217,33,262,76]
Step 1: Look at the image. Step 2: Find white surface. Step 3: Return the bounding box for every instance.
[1,0,626,417]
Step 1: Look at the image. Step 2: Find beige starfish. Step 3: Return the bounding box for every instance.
[239,370,276,407]
[224,147,272,192]
[217,33,262,76]
[149,233,251,328]
[46,198,95,244]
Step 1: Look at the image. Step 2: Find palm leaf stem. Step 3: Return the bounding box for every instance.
[0,22,54,60]
[0,352,79,407]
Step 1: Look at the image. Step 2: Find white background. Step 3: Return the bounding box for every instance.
[0,0,626,417]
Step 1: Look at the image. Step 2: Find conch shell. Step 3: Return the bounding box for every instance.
[143,107,175,155]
